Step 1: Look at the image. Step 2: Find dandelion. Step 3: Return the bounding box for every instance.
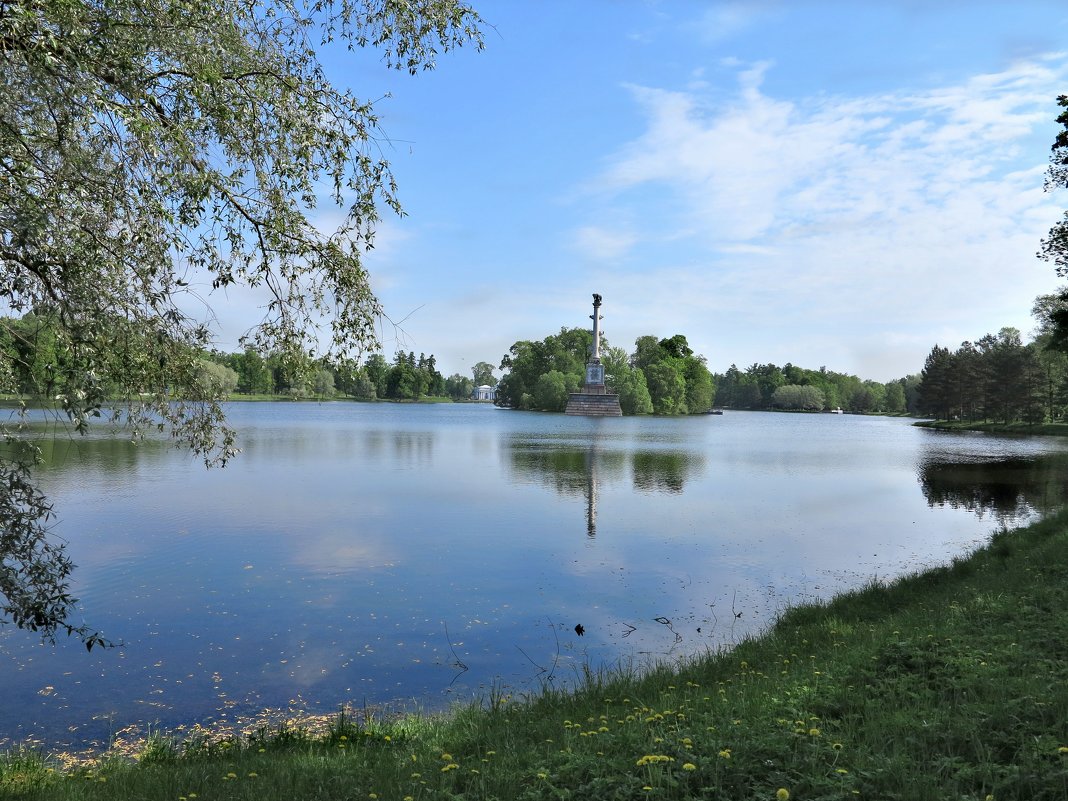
[636,755,675,766]
[441,763,459,772]
[226,772,237,779]
[1059,746,1068,754]
[369,794,378,799]
[718,749,731,759]
[247,772,258,778]
[404,797,414,801]
[808,727,821,737]
[441,753,453,761]
[682,762,697,771]
[537,772,548,780]
[776,789,790,801]
[642,786,653,792]
[836,768,848,774]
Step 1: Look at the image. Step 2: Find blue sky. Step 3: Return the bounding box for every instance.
[256,2,1068,382]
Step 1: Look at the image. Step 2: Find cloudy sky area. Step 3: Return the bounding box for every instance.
[222,1,1068,383]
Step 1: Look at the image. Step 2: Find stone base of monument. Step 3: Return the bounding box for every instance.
[565,391,622,416]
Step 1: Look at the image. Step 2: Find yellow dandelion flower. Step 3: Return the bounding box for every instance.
[537,772,548,779]
[776,789,790,801]
[836,768,848,774]
[682,762,697,771]
[1059,746,1068,754]
[226,772,237,779]
[808,727,821,737]
[718,749,731,759]
[404,797,414,801]
[369,794,378,800]
[441,753,453,761]
[441,763,459,772]
[643,786,653,792]
[247,772,258,778]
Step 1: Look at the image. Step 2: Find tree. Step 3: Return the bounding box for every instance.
[445,373,474,400]
[312,368,337,399]
[471,361,496,387]
[532,370,572,412]
[917,345,955,419]
[646,361,688,415]
[0,0,483,644]
[1040,95,1068,348]
[195,360,239,398]
[496,328,590,410]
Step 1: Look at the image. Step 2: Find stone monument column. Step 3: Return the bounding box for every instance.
[565,293,622,416]
[584,294,606,394]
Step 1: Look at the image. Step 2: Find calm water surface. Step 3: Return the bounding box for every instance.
[3,404,1067,750]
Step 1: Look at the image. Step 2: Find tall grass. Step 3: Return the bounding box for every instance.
[4,515,1068,800]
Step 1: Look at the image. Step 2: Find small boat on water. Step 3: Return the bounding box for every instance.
[705,409,724,415]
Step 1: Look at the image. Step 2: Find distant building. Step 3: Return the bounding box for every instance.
[473,384,496,401]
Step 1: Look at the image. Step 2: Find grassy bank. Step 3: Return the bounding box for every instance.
[4,516,1067,800]
[915,419,1068,437]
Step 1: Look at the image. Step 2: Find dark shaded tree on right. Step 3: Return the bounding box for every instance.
[1039,95,1068,349]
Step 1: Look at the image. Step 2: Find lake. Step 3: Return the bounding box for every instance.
[3,403,1067,752]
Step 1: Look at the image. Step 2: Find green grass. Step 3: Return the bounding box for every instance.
[915,419,1068,437]
[4,515,1068,800]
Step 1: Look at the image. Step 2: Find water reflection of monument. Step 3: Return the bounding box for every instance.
[585,438,600,537]
[565,294,622,416]
[506,436,704,536]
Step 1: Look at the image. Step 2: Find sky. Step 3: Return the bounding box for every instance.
[230,1,1068,382]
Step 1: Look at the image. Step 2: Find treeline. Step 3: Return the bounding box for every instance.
[494,328,714,415]
[915,326,1068,424]
[1,312,496,403]
[713,362,919,413]
[203,349,498,402]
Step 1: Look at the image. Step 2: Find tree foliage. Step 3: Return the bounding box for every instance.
[496,329,712,415]
[714,362,908,414]
[0,0,482,643]
[916,327,1051,423]
[1039,95,1068,348]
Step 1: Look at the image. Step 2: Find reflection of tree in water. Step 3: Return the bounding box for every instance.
[507,445,626,498]
[918,454,1068,521]
[506,439,706,536]
[631,451,702,495]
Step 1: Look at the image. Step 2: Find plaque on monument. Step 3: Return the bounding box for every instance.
[586,363,604,386]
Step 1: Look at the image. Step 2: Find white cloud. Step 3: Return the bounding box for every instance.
[572,56,1068,380]
[572,225,639,261]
